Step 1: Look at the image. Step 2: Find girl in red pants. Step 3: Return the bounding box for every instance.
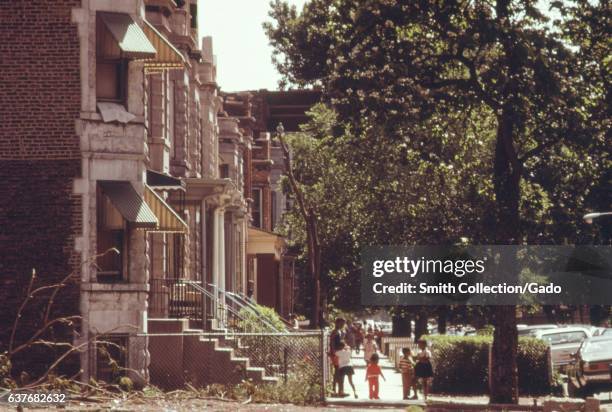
[365,353,386,399]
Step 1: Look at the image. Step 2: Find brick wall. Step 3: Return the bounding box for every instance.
[0,0,82,376]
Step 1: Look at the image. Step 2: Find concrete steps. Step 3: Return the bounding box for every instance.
[148,318,278,389]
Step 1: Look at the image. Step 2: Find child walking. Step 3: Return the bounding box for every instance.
[363,333,378,365]
[414,339,434,400]
[365,353,385,399]
[335,341,358,398]
[399,347,417,400]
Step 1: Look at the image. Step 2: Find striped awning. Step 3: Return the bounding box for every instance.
[99,182,158,228]
[146,169,185,191]
[141,20,185,69]
[98,12,157,59]
[144,185,188,233]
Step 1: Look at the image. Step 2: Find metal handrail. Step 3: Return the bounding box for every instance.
[182,280,248,327]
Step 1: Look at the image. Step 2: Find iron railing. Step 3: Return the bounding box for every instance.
[149,278,295,333]
[148,278,205,325]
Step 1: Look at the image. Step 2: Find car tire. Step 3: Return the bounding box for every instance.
[581,386,594,399]
[568,379,583,398]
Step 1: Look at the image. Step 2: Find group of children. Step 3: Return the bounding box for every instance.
[398,341,433,400]
[331,323,433,401]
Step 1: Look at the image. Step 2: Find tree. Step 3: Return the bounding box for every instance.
[266,0,600,403]
[276,123,323,328]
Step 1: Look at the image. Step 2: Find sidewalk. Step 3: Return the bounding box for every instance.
[326,350,426,407]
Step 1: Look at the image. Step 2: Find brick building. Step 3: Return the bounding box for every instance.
[1,0,317,387]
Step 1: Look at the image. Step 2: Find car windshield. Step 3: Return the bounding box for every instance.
[541,331,586,345]
[583,340,612,357]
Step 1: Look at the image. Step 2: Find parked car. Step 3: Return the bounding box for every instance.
[601,328,612,336]
[533,327,592,370]
[518,324,559,337]
[569,324,606,337]
[567,335,612,398]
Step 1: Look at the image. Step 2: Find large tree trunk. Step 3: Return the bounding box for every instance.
[391,309,412,337]
[491,306,518,402]
[489,107,521,403]
[489,0,524,401]
[414,309,429,342]
[437,306,448,335]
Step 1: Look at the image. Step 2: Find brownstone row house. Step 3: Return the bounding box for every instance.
[0,0,318,388]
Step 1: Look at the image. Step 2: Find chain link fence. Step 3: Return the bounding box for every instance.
[137,330,330,401]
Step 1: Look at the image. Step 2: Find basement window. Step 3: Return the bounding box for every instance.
[95,334,128,384]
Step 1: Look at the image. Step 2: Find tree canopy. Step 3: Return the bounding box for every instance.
[266,0,610,403]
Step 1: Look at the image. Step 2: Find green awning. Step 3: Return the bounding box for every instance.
[99,181,158,228]
[98,12,157,59]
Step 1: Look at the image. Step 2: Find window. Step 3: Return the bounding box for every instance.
[96,14,128,102]
[252,188,262,228]
[96,186,127,282]
[219,164,229,179]
[542,331,586,345]
[96,60,127,102]
[95,334,128,383]
[271,191,277,230]
[165,233,183,279]
[189,4,198,29]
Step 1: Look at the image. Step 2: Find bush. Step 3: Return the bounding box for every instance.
[427,335,551,395]
[237,303,287,332]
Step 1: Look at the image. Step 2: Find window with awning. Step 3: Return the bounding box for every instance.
[144,185,188,233]
[96,12,184,104]
[141,20,185,70]
[99,181,158,229]
[97,12,157,60]
[98,181,187,233]
[96,12,156,104]
[96,181,187,283]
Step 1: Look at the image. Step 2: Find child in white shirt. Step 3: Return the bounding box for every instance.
[363,334,378,365]
[336,341,357,398]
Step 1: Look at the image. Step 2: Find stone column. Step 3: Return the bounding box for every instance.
[217,207,226,295]
[211,206,220,293]
[225,211,235,293]
[170,69,189,176]
[232,208,247,295]
[210,204,226,324]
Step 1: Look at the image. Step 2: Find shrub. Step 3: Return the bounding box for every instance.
[428,335,489,394]
[237,303,287,332]
[427,335,551,395]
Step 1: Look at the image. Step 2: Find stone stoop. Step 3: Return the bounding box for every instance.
[183,334,278,386]
[148,318,278,390]
[205,327,251,351]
